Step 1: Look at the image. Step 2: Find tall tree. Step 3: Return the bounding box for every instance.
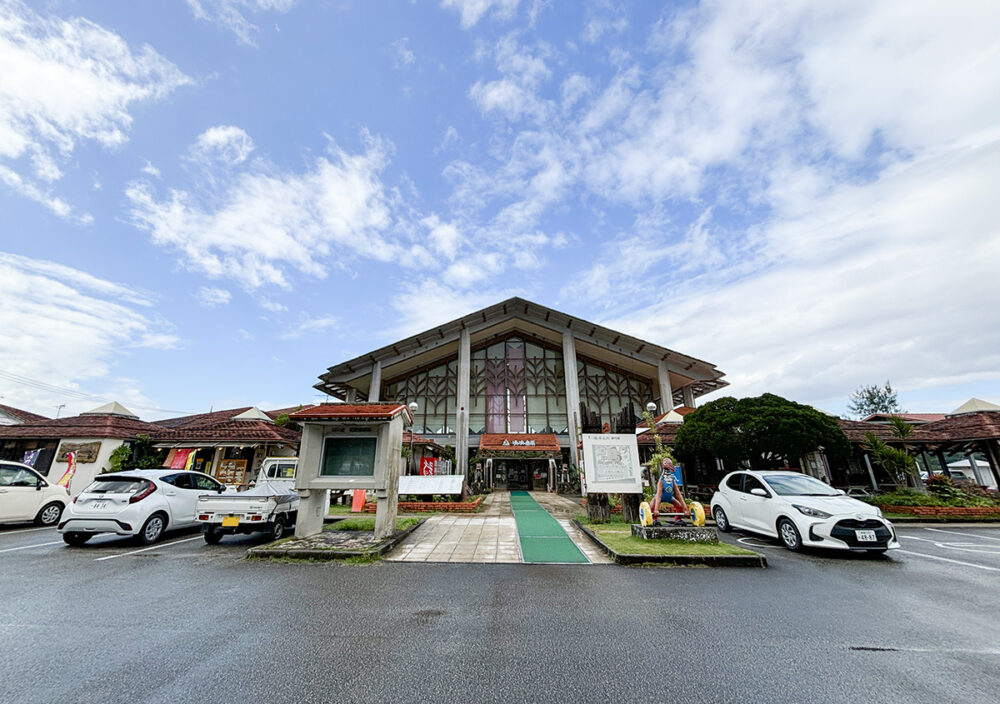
[674,393,851,471]
[848,381,902,419]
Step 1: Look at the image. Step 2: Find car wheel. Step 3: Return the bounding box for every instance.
[778,518,802,551]
[204,526,224,545]
[63,532,91,547]
[270,517,286,541]
[35,502,64,526]
[713,506,732,532]
[138,513,167,545]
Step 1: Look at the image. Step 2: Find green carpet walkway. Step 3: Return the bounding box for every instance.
[509,491,588,564]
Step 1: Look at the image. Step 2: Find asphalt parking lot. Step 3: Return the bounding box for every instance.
[2,523,999,704]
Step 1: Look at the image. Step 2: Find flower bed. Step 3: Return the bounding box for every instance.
[883,505,1000,518]
[361,496,483,513]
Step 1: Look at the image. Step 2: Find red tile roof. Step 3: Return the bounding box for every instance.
[155,421,300,445]
[910,412,1000,443]
[289,403,412,423]
[478,433,561,452]
[636,425,682,445]
[0,413,163,440]
[862,413,947,424]
[0,404,50,424]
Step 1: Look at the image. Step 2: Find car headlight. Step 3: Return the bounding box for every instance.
[793,505,832,519]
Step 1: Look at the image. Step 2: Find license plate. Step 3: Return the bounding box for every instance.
[855,530,877,542]
[221,516,240,527]
[91,501,108,510]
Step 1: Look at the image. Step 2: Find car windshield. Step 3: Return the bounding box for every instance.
[762,474,840,497]
[83,477,149,494]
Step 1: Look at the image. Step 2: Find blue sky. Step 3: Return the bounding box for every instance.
[1,0,999,420]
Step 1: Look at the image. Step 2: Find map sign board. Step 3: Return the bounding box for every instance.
[581,433,643,494]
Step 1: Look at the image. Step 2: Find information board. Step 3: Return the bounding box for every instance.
[215,459,247,485]
[581,433,643,494]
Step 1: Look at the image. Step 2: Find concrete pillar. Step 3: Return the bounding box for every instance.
[983,441,1000,488]
[368,360,382,402]
[657,360,674,412]
[936,451,951,477]
[682,384,696,408]
[862,453,879,491]
[966,451,985,486]
[455,327,471,477]
[345,388,357,403]
[373,418,402,541]
[562,331,582,469]
[294,424,327,538]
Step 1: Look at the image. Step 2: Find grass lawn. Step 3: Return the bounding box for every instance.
[328,504,354,515]
[324,516,421,532]
[588,524,758,557]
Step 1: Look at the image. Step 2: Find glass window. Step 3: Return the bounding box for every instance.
[0,466,39,487]
[726,474,744,491]
[83,477,150,494]
[743,475,769,496]
[163,473,195,489]
[321,437,377,477]
[191,473,222,490]
[762,474,838,496]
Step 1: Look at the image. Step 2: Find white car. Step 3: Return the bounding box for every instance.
[710,470,900,553]
[0,460,69,527]
[59,469,226,546]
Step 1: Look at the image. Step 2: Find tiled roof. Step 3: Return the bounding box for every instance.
[155,421,300,445]
[478,433,561,452]
[636,425,683,445]
[289,403,412,422]
[862,413,947,424]
[0,404,50,423]
[910,412,1000,443]
[835,419,900,443]
[402,431,447,452]
[0,413,163,440]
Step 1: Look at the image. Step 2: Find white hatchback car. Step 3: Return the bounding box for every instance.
[59,469,226,546]
[0,460,69,527]
[711,470,900,553]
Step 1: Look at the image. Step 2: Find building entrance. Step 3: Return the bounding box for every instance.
[493,459,548,491]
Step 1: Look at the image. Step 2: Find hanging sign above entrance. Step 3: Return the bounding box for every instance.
[581,433,643,494]
[479,433,561,453]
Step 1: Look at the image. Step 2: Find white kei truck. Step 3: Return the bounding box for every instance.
[196,457,299,544]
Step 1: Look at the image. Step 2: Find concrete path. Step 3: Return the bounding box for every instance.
[386,491,612,564]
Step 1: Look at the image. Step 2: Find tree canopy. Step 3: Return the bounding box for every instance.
[674,393,851,471]
[847,381,902,419]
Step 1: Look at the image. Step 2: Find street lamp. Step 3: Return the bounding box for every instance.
[408,401,418,475]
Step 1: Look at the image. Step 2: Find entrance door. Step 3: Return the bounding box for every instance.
[507,461,531,490]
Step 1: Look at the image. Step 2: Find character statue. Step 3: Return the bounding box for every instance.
[651,457,686,525]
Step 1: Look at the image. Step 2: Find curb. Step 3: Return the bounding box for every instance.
[572,519,767,568]
[247,517,426,561]
[885,516,1000,524]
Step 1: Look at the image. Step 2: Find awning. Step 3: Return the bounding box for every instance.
[479,433,561,453]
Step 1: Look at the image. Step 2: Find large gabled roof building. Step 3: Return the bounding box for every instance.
[311,297,727,488]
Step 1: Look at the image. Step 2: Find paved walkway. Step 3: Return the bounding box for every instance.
[385,492,612,564]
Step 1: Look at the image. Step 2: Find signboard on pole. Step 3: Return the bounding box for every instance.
[581,433,643,494]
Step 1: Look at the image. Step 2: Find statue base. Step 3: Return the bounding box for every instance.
[631,525,717,543]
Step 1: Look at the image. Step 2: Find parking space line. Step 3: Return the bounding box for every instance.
[897,549,1000,572]
[0,526,56,536]
[94,535,203,561]
[0,540,63,553]
[924,527,1000,542]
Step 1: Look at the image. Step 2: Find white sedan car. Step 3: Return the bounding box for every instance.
[59,469,226,546]
[0,460,70,526]
[710,470,899,553]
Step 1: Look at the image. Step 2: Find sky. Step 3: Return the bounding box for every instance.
[1,0,999,421]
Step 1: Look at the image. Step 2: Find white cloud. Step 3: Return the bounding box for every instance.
[191,125,255,165]
[279,314,338,339]
[421,214,463,259]
[386,282,522,339]
[127,129,400,289]
[186,0,296,46]
[0,251,176,417]
[391,37,415,67]
[0,0,190,219]
[441,0,520,29]
[195,286,232,307]
[141,160,161,178]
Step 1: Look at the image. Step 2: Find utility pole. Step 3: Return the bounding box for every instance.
[56,404,66,418]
